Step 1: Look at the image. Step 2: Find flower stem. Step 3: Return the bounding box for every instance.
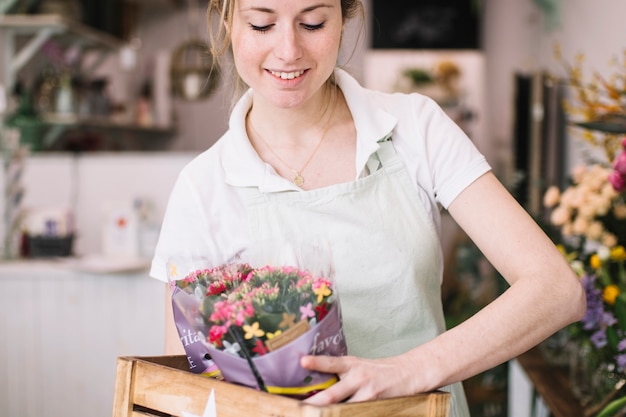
[229,326,267,392]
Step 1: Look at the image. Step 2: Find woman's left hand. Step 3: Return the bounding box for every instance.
[299,354,422,405]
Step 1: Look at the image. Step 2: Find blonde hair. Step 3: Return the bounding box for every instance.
[206,0,364,105]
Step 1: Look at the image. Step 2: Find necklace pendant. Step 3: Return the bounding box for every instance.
[293,173,304,187]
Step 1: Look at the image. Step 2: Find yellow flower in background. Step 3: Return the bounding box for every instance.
[603,284,620,305]
[590,253,603,269]
[611,246,626,261]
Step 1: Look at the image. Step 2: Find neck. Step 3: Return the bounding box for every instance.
[248,83,337,145]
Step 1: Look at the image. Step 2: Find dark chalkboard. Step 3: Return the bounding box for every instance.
[372,0,481,49]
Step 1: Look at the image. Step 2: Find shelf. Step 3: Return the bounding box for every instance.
[40,114,176,149]
[0,14,123,91]
[43,114,175,134]
[0,14,122,48]
[516,346,585,417]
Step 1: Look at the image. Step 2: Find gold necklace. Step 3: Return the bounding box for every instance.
[248,117,332,187]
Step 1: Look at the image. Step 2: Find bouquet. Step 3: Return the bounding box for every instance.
[541,47,626,414]
[543,142,626,411]
[167,242,347,397]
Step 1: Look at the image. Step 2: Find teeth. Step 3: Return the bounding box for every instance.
[270,70,304,80]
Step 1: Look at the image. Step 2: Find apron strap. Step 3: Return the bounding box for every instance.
[366,137,397,174]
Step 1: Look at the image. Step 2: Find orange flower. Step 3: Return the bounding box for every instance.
[590,253,603,269]
[603,284,620,305]
[611,246,626,261]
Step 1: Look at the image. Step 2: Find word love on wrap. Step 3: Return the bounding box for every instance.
[170,262,348,397]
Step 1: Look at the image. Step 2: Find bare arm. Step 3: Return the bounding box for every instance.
[164,283,186,355]
[406,171,586,389]
[302,172,586,404]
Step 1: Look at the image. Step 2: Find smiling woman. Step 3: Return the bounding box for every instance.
[150,1,586,416]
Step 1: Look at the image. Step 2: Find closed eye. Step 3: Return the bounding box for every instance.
[249,23,273,32]
[302,22,325,31]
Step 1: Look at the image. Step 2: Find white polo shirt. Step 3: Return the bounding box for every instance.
[150,68,490,281]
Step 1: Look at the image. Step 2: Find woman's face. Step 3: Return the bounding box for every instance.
[230,0,344,110]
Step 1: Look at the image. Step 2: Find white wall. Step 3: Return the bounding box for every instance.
[0,152,194,257]
[0,263,165,417]
[482,0,626,179]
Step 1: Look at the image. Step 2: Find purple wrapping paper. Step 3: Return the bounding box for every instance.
[172,298,220,376]
[207,303,346,391]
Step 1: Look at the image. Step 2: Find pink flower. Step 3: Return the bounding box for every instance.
[614,152,626,176]
[609,170,626,192]
[209,324,228,346]
[300,302,315,320]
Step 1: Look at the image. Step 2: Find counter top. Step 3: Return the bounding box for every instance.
[0,254,151,275]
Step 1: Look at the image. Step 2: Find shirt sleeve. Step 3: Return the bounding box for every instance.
[149,170,213,282]
[412,95,491,209]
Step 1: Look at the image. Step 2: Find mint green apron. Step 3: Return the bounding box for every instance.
[243,140,469,417]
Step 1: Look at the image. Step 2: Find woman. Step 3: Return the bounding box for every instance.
[150,0,586,415]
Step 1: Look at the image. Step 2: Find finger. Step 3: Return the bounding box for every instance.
[303,379,355,406]
[301,355,351,374]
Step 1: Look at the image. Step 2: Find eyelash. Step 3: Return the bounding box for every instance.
[249,22,326,33]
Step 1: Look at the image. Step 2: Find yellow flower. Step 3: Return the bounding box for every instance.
[611,246,626,261]
[314,283,331,303]
[266,330,282,340]
[603,284,620,305]
[243,322,265,339]
[590,254,603,269]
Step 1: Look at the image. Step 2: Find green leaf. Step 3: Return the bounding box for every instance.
[597,395,626,417]
[615,293,626,332]
[608,327,620,351]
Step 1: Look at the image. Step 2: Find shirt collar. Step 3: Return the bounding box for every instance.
[222,68,397,190]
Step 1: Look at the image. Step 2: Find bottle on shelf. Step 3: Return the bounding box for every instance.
[4,82,44,152]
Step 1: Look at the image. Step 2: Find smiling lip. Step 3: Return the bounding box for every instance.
[268,69,307,80]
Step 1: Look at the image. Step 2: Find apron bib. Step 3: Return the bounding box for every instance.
[242,140,469,417]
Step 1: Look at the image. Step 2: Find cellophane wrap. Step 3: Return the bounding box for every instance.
[167,240,347,397]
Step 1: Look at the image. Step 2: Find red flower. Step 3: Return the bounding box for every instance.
[315,302,329,321]
[207,282,227,296]
[252,339,268,356]
[209,325,228,347]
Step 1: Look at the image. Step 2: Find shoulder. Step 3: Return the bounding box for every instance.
[336,68,452,139]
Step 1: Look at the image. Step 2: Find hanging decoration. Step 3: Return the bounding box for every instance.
[170,0,219,101]
[532,0,562,31]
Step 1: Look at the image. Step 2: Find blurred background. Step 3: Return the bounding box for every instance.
[0,1,624,416]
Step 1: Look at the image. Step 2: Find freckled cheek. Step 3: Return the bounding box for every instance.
[232,42,262,75]
[311,34,342,60]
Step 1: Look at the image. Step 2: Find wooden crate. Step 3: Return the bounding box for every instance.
[112,355,450,417]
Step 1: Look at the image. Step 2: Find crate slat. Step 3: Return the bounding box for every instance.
[112,356,450,417]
